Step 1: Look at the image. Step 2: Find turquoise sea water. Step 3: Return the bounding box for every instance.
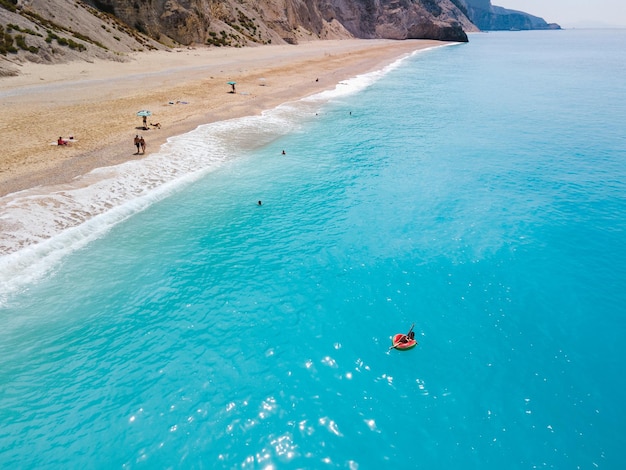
[1,30,626,468]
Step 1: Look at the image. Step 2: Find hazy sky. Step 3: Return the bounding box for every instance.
[497,0,626,27]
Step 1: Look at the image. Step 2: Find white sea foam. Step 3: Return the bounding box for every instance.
[0,45,444,304]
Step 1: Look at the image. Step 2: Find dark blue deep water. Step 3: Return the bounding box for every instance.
[1,30,626,468]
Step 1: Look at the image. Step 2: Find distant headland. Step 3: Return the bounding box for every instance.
[463,0,561,31]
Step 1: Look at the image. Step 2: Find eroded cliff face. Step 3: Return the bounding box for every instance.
[329,0,476,42]
[0,0,477,76]
[81,0,477,45]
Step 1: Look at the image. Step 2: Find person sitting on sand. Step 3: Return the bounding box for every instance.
[58,137,68,146]
[150,122,161,129]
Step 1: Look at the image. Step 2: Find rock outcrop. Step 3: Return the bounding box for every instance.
[462,0,561,31]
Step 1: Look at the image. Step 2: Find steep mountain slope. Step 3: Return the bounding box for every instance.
[1,0,476,76]
[0,0,165,75]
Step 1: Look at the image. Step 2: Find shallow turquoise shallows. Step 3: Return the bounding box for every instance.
[1,30,626,469]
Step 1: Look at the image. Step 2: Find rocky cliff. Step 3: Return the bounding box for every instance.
[82,0,478,44]
[462,0,561,30]
[1,0,477,76]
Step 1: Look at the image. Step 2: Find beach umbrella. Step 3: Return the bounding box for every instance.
[227,81,236,85]
[137,110,151,128]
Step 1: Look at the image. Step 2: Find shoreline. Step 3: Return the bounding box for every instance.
[0,39,444,198]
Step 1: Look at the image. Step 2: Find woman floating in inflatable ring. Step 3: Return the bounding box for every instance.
[389,323,418,350]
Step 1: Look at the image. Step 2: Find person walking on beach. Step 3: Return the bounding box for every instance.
[134,135,141,154]
[139,136,146,154]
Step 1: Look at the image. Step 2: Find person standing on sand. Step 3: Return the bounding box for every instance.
[134,135,141,154]
[139,136,146,154]
[142,115,147,129]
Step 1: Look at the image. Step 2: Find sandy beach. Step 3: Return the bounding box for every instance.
[0,39,443,197]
